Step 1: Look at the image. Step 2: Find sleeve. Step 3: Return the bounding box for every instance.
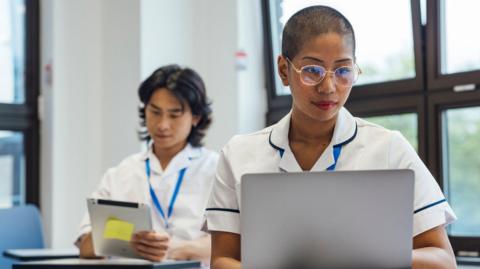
[388,131,457,237]
[75,169,115,244]
[204,146,241,234]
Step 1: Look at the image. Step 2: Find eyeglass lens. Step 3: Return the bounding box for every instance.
[301,65,356,86]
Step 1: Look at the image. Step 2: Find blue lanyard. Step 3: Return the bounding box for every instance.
[145,158,187,228]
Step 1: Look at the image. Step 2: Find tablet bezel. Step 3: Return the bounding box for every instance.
[87,198,152,259]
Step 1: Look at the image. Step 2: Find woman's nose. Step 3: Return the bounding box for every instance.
[316,73,335,94]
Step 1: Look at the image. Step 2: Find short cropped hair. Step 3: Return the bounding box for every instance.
[282,5,356,59]
[138,64,212,147]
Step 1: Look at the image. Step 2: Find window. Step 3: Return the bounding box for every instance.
[0,0,39,208]
[441,0,480,75]
[442,106,480,236]
[0,131,24,207]
[263,0,480,256]
[365,113,418,151]
[0,0,25,104]
[427,0,480,91]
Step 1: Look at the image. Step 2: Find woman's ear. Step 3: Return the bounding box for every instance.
[277,55,290,86]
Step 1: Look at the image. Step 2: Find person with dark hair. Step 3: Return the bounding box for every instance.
[76,65,218,264]
[206,6,456,269]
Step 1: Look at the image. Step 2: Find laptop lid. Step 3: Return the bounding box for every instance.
[3,248,78,261]
[241,170,414,269]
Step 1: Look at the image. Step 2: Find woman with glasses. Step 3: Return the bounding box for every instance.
[206,5,456,269]
[76,65,218,264]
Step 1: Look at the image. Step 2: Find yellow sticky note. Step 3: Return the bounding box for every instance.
[103,218,135,242]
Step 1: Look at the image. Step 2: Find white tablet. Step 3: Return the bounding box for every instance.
[87,198,152,259]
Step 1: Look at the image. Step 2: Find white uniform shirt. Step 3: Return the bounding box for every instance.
[205,107,456,237]
[79,144,219,241]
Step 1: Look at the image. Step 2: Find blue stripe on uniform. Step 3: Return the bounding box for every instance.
[206,208,240,213]
[414,199,447,214]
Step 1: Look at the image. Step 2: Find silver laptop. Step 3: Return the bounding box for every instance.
[241,170,414,269]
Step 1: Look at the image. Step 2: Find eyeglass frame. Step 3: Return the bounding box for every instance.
[284,56,362,87]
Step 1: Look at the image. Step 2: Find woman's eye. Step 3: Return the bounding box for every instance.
[303,66,323,75]
[336,67,353,76]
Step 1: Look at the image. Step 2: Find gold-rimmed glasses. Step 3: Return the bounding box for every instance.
[285,57,361,87]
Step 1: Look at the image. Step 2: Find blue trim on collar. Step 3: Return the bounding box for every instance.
[269,131,285,158]
[268,121,358,158]
[333,121,358,148]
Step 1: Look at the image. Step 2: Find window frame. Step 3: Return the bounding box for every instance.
[262,0,425,121]
[346,94,426,162]
[348,0,424,100]
[0,0,40,207]
[262,0,292,114]
[262,0,480,257]
[427,90,480,255]
[426,0,480,91]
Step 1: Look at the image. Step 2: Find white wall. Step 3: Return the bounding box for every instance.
[237,0,267,134]
[41,0,266,247]
[141,0,266,151]
[101,0,141,168]
[40,0,141,247]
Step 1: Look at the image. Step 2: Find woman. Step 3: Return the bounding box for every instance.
[77,65,218,264]
[205,6,457,269]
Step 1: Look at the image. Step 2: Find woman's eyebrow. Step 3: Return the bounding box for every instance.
[335,58,353,64]
[301,56,323,62]
[301,56,353,64]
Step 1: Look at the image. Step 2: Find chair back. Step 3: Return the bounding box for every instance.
[0,205,44,266]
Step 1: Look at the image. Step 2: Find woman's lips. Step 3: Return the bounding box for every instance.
[312,101,338,111]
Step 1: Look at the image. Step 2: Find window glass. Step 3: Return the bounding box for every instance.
[365,113,418,151]
[0,131,25,207]
[0,0,25,104]
[442,106,480,236]
[269,0,416,95]
[420,0,426,25]
[441,0,480,74]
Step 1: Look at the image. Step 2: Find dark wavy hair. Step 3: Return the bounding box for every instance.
[282,5,356,59]
[138,64,212,147]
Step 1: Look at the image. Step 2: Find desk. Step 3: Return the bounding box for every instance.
[12,258,201,269]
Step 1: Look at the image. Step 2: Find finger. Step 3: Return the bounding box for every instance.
[131,237,170,249]
[130,242,159,261]
[132,241,169,256]
[137,248,167,262]
[137,250,167,262]
[134,232,170,242]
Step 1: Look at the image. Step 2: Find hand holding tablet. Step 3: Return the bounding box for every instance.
[130,231,170,262]
[87,198,153,259]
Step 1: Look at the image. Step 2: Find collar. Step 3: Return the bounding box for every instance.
[142,143,202,176]
[269,107,358,172]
